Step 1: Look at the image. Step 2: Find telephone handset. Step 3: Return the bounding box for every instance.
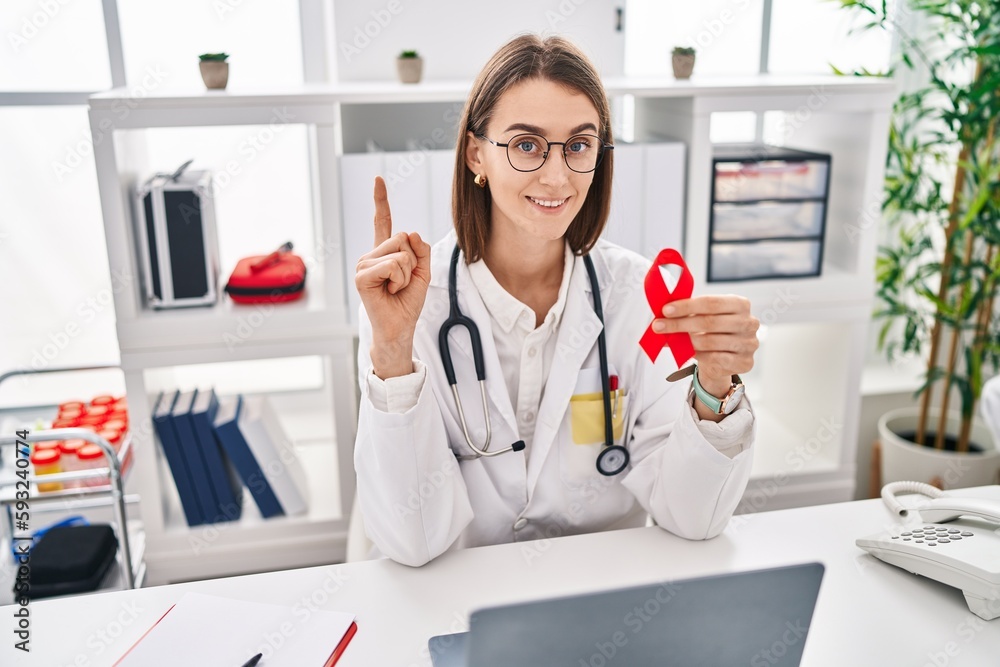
[856,481,1000,621]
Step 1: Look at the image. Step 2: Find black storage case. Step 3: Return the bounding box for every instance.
[19,524,118,600]
[133,169,220,309]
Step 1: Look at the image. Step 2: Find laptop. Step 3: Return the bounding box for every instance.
[429,562,824,667]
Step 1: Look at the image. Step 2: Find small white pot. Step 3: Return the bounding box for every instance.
[396,57,423,84]
[199,61,229,90]
[671,53,695,79]
[878,406,1000,490]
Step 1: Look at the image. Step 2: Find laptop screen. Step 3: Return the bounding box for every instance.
[430,562,824,667]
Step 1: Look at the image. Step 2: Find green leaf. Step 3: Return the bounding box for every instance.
[877,320,894,350]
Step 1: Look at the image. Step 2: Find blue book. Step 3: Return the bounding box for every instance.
[211,395,284,519]
[190,388,243,523]
[172,389,220,523]
[151,390,204,527]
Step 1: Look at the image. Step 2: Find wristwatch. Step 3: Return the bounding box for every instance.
[692,365,745,415]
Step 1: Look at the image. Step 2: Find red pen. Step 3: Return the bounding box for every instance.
[609,375,619,419]
[250,241,293,272]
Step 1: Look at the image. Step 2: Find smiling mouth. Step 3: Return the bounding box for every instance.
[527,196,568,209]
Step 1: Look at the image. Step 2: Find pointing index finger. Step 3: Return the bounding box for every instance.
[373,176,392,247]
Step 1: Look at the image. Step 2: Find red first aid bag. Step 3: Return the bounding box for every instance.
[224,253,306,304]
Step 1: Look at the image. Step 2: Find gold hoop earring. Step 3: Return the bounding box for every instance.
[474,173,488,188]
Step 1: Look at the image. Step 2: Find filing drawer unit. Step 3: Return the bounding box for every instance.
[707,144,831,282]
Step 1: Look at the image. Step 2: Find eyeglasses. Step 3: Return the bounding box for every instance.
[477,133,614,173]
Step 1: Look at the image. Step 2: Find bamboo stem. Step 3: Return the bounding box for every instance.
[916,57,984,447]
[918,148,969,447]
[935,228,974,449]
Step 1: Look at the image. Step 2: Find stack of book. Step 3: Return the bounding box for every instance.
[151,389,309,527]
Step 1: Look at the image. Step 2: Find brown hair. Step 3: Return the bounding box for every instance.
[452,34,614,263]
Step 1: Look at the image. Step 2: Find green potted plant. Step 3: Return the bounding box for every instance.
[671,46,696,80]
[837,1,1000,488]
[199,52,230,90]
[396,49,423,84]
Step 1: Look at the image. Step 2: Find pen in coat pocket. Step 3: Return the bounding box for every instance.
[609,375,619,420]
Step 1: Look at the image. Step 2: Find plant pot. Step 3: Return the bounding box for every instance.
[199,61,229,90]
[672,54,695,80]
[878,406,1000,490]
[396,57,423,84]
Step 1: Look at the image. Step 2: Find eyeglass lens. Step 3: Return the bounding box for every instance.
[506,134,603,173]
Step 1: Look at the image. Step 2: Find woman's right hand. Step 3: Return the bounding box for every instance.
[354,176,432,379]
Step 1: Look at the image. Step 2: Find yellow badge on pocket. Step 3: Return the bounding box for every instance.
[569,390,626,445]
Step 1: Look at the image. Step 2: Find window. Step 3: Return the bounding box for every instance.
[1,0,111,90]
[768,0,895,75]
[116,0,304,89]
[0,107,118,372]
[625,0,766,77]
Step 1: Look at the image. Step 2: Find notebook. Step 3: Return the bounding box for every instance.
[114,592,357,666]
[429,562,824,666]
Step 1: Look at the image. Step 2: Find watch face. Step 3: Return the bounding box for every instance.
[723,384,746,414]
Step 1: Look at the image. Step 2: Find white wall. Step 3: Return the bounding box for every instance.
[332,0,626,81]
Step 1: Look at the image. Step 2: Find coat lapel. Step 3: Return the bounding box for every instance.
[526,251,607,491]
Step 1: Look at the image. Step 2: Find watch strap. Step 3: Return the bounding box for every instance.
[692,365,742,415]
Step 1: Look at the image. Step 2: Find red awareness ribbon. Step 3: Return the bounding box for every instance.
[639,248,695,367]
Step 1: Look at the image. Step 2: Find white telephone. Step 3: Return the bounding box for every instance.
[856,481,1000,621]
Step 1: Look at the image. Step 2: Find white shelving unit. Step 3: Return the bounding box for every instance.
[89,74,894,582]
[88,90,357,584]
[623,74,895,509]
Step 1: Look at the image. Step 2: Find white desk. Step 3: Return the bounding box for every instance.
[4,487,999,666]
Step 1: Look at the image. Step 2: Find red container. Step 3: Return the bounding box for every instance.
[107,410,129,426]
[76,444,109,487]
[103,418,128,433]
[86,404,111,418]
[79,415,107,428]
[224,253,306,304]
[30,448,63,492]
[58,406,85,420]
[34,440,62,451]
[59,439,87,458]
[97,427,124,451]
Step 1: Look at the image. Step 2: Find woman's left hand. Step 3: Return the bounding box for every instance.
[652,295,759,398]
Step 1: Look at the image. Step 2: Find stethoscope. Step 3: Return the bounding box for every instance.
[439,244,630,476]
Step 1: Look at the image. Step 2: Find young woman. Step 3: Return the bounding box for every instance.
[354,35,759,567]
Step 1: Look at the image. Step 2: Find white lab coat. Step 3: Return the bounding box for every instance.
[355,232,756,567]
